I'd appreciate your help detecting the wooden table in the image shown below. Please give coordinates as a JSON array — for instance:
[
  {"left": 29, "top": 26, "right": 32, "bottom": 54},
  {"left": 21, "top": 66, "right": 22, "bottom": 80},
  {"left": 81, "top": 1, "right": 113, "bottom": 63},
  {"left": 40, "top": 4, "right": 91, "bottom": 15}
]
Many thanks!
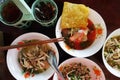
[{"left": 0, "top": 0, "right": 120, "bottom": 80}]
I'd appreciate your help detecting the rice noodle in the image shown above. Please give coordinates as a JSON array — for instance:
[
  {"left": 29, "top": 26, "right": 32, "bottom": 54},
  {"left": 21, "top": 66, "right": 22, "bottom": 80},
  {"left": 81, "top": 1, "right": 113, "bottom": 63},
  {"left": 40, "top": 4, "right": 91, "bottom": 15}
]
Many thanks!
[
  {"left": 104, "top": 35, "right": 120, "bottom": 71},
  {"left": 18, "top": 40, "right": 53, "bottom": 74}
]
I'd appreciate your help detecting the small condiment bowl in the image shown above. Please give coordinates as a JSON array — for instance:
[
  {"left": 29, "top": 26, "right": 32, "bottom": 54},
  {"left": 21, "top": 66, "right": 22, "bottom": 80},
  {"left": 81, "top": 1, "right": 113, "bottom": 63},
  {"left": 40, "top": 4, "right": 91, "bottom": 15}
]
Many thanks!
[{"left": 31, "top": 0, "right": 58, "bottom": 27}]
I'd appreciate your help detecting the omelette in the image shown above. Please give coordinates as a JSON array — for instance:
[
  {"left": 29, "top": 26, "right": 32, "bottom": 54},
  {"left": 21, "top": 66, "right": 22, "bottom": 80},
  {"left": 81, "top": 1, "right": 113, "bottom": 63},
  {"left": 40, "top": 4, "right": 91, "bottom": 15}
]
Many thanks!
[{"left": 61, "top": 2, "right": 89, "bottom": 29}]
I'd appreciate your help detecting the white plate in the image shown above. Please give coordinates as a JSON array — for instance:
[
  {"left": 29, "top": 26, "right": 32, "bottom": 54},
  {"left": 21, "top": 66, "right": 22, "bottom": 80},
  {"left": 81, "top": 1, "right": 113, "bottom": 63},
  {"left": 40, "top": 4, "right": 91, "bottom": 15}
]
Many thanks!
[
  {"left": 53, "top": 58, "right": 105, "bottom": 80},
  {"left": 56, "top": 8, "right": 107, "bottom": 57},
  {"left": 102, "top": 28, "right": 120, "bottom": 78},
  {"left": 7, "top": 32, "right": 59, "bottom": 80}
]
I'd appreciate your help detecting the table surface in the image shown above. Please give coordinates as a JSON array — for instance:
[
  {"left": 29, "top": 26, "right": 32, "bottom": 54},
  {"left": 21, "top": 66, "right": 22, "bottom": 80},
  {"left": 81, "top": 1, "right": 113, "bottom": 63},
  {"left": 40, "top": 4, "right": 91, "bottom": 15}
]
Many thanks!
[{"left": 0, "top": 0, "right": 120, "bottom": 80}]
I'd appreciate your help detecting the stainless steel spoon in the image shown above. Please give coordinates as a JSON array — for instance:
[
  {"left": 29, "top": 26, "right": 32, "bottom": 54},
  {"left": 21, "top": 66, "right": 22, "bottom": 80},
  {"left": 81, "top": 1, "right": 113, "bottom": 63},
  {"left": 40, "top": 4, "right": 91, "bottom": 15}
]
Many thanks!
[{"left": 48, "top": 51, "right": 65, "bottom": 80}]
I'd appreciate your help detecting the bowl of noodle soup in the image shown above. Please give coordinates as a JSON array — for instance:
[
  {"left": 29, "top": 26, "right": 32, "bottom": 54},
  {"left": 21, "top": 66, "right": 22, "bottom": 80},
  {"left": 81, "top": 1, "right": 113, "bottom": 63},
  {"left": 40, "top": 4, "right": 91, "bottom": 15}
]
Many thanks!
[
  {"left": 102, "top": 28, "right": 120, "bottom": 78},
  {"left": 7, "top": 32, "right": 59, "bottom": 80},
  {"left": 56, "top": 8, "right": 107, "bottom": 58}
]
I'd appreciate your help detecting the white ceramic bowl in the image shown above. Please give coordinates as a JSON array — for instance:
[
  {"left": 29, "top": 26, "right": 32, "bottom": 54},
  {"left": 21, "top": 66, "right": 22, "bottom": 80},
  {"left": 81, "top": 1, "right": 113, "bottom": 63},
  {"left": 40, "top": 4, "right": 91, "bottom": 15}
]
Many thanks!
[
  {"left": 7, "top": 32, "right": 59, "bottom": 80},
  {"left": 53, "top": 58, "right": 105, "bottom": 80},
  {"left": 56, "top": 8, "right": 107, "bottom": 57},
  {"left": 102, "top": 28, "right": 120, "bottom": 78}
]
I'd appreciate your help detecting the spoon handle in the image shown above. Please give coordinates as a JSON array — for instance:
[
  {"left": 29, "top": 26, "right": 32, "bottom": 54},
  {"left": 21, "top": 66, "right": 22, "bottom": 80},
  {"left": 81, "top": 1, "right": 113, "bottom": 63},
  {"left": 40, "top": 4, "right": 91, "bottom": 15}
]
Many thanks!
[
  {"left": 48, "top": 51, "right": 65, "bottom": 80},
  {"left": 52, "top": 58, "right": 65, "bottom": 80}
]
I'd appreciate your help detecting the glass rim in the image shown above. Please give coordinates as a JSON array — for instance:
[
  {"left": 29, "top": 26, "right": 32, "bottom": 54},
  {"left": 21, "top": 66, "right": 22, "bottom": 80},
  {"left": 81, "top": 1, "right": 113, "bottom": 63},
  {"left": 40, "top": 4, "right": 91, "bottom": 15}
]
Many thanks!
[
  {"left": 0, "top": 1, "right": 23, "bottom": 24},
  {"left": 31, "top": 0, "right": 58, "bottom": 23}
]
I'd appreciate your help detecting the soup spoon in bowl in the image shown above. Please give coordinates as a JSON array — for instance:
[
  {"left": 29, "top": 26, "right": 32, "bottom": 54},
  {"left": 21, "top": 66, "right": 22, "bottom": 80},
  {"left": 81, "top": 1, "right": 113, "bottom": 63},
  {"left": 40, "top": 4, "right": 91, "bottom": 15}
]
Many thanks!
[{"left": 48, "top": 51, "right": 65, "bottom": 80}]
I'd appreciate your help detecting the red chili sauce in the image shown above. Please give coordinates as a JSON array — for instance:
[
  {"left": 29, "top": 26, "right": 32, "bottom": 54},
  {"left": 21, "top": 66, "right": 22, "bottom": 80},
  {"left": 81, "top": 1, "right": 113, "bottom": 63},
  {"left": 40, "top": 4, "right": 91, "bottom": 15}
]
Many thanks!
[{"left": 61, "top": 19, "right": 96, "bottom": 50}]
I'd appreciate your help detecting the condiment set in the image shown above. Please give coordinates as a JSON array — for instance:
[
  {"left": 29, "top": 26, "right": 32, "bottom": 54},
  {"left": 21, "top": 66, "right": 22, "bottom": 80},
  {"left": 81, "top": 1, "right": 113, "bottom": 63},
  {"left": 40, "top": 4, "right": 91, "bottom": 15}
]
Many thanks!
[{"left": 0, "top": 0, "right": 58, "bottom": 28}]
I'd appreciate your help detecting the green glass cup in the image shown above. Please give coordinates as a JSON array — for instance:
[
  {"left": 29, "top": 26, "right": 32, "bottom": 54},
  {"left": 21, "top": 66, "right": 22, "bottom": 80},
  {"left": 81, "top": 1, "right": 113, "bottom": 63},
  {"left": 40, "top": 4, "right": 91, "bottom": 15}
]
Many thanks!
[
  {"left": 31, "top": 0, "right": 58, "bottom": 27},
  {"left": 0, "top": 0, "right": 33, "bottom": 29}
]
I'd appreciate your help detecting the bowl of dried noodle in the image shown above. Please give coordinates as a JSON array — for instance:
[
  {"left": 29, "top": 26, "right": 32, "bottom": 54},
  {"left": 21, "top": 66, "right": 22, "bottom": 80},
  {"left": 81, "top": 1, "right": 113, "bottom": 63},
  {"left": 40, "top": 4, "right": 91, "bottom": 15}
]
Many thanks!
[{"left": 7, "top": 32, "right": 59, "bottom": 80}]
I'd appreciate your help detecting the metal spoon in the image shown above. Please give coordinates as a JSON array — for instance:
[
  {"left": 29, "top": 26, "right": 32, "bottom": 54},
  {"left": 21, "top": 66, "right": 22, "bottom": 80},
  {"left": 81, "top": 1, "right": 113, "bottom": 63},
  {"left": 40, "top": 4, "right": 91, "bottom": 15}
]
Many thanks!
[
  {"left": 48, "top": 51, "right": 65, "bottom": 80},
  {"left": 35, "top": 7, "right": 46, "bottom": 19}
]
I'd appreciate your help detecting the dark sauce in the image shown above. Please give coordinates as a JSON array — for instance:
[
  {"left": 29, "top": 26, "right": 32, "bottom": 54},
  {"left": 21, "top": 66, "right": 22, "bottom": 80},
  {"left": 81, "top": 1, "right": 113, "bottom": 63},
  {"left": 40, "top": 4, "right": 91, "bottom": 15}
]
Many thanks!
[
  {"left": 35, "top": 2, "right": 55, "bottom": 21},
  {"left": 1, "top": 1, "right": 23, "bottom": 23}
]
